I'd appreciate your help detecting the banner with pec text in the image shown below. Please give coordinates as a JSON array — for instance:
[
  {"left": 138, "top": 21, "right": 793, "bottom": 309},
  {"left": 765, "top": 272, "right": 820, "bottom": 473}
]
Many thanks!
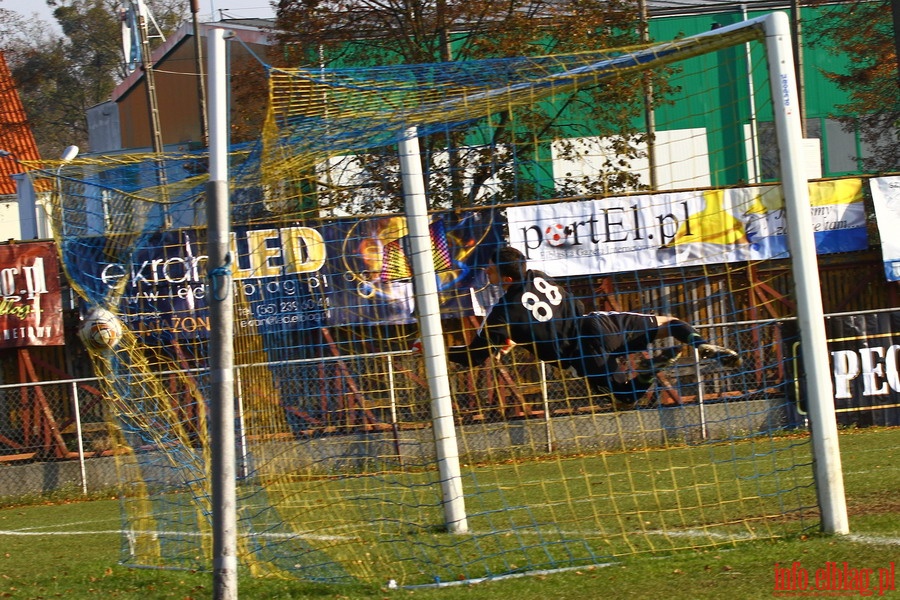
[
  {"left": 827, "top": 311, "right": 900, "bottom": 426},
  {"left": 869, "top": 175, "right": 900, "bottom": 281},
  {"left": 507, "top": 180, "right": 866, "bottom": 277}
]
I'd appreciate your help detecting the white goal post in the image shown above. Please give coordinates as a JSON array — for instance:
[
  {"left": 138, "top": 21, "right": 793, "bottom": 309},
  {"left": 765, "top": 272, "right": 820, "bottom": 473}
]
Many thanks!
[
  {"left": 200, "top": 10, "right": 849, "bottom": 592},
  {"left": 392, "top": 11, "right": 848, "bottom": 536}
]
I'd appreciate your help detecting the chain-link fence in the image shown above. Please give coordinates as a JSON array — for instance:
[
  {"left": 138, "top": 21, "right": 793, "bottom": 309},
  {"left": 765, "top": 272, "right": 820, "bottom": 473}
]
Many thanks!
[
  {"left": 1, "top": 318, "right": 798, "bottom": 502},
  {"left": 0, "top": 375, "right": 119, "bottom": 499}
]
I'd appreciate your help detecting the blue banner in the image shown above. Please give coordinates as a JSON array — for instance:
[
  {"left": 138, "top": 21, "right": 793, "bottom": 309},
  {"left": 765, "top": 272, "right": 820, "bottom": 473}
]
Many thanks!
[{"left": 70, "top": 211, "right": 502, "bottom": 344}]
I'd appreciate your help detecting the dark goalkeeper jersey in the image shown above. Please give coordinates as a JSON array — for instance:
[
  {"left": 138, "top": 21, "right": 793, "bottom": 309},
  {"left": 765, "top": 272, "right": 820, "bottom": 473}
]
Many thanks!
[{"left": 448, "top": 269, "right": 585, "bottom": 367}]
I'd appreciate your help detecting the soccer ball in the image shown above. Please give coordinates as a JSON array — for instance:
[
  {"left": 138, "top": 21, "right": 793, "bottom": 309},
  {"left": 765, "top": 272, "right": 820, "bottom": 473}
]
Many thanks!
[
  {"left": 544, "top": 223, "right": 571, "bottom": 247},
  {"left": 78, "top": 307, "right": 123, "bottom": 350}
]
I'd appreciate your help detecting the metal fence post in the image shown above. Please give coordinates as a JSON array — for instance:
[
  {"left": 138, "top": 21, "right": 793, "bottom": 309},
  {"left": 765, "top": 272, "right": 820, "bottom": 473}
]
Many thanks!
[{"left": 70, "top": 380, "right": 88, "bottom": 495}]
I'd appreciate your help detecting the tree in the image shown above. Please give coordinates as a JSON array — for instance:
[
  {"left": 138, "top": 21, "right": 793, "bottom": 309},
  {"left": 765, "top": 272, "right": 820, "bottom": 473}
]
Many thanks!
[
  {"left": 270, "top": 0, "right": 669, "bottom": 211},
  {"left": 0, "top": 5, "right": 26, "bottom": 49},
  {"left": 807, "top": 0, "right": 900, "bottom": 173},
  {"left": 0, "top": 0, "right": 187, "bottom": 159}
]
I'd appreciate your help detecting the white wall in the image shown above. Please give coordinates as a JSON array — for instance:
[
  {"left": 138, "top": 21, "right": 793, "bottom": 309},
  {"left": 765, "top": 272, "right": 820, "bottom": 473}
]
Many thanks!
[
  {"left": 551, "top": 129, "right": 712, "bottom": 193},
  {"left": 0, "top": 197, "right": 20, "bottom": 240},
  {"left": 86, "top": 100, "right": 122, "bottom": 153}
]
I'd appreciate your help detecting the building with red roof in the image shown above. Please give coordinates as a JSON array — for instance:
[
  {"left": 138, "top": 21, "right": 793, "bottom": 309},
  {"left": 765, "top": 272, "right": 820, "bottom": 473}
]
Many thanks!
[{"left": 0, "top": 50, "right": 42, "bottom": 239}]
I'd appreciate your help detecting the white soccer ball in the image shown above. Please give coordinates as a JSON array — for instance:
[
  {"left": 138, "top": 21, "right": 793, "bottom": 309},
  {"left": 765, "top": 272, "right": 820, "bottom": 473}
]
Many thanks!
[
  {"left": 545, "top": 223, "right": 571, "bottom": 247},
  {"left": 78, "top": 307, "right": 123, "bottom": 350}
]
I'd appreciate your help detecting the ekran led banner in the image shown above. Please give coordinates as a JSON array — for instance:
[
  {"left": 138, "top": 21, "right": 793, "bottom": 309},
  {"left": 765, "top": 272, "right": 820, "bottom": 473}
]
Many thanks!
[
  {"left": 507, "top": 180, "right": 866, "bottom": 277},
  {"left": 0, "top": 241, "right": 64, "bottom": 348},
  {"left": 74, "top": 211, "right": 502, "bottom": 343}
]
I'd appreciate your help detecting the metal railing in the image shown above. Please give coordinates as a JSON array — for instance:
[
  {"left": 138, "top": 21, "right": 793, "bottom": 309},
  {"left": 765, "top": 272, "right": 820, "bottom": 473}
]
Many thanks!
[{"left": 1, "top": 318, "right": 795, "bottom": 499}]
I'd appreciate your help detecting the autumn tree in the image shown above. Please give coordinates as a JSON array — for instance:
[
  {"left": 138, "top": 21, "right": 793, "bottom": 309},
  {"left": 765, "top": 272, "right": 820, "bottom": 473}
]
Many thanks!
[
  {"left": 0, "top": 5, "right": 26, "bottom": 48},
  {"left": 807, "top": 0, "right": 900, "bottom": 172},
  {"left": 271, "top": 0, "right": 666, "bottom": 211}
]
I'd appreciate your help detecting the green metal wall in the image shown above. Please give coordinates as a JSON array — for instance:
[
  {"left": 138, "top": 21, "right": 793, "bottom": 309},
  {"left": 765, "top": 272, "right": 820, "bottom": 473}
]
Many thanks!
[{"left": 650, "top": 6, "right": 863, "bottom": 181}]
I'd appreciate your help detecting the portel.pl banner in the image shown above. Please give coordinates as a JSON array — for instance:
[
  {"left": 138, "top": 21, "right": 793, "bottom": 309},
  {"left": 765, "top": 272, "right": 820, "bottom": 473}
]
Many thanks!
[
  {"left": 507, "top": 180, "right": 866, "bottom": 276},
  {"left": 505, "top": 178, "right": 899, "bottom": 425}
]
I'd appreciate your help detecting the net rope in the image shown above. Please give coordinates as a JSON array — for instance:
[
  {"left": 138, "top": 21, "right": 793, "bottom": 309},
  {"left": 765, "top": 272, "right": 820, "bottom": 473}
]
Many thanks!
[{"left": 23, "top": 18, "right": 826, "bottom": 585}]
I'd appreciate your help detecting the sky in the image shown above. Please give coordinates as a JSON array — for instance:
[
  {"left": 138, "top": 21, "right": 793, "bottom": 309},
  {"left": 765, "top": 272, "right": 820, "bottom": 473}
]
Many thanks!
[{"left": 0, "top": 0, "right": 277, "bottom": 28}]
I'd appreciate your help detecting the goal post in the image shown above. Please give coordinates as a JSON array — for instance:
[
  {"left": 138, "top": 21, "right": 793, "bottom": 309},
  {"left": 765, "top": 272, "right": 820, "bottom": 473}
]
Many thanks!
[
  {"left": 399, "top": 128, "right": 468, "bottom": 534},
  {"left": 761, "top": 12, "right": 848, "bottom": 535},
  {"left": 207, "top": 27, "right": 239, "bottom": 600},
  {"left": 44, "top": 9, "right": 853, "bottom": 588},
  {"left": 391, "top": 11, "right": 847, "bottom": 536}
]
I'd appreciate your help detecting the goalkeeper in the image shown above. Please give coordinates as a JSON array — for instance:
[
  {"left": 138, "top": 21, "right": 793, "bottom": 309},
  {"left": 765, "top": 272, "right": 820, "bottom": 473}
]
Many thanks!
[{"left": 435, "top": 246, "right": 741, "bottom": 406}]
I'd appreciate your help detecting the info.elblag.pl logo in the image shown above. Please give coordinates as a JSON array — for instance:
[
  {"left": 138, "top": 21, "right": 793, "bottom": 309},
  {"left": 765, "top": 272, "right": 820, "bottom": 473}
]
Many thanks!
[{"left": 773, "top": 561, "right": 896, "bottom": 597}]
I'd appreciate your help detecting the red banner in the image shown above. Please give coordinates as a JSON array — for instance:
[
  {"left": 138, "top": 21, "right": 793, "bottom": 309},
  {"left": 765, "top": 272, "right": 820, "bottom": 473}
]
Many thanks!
[{"left": 0, "top": 242, "right": 64, "bottom": 347}]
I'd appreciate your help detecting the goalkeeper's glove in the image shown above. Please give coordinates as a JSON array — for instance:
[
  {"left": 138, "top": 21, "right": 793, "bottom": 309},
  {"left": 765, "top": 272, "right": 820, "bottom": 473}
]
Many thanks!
[
  {"left": 495, "top": 338, "right": 516, "bottom": 359},
  {"left": 410, "top": 338, "right": 423, "bottom": 354}
]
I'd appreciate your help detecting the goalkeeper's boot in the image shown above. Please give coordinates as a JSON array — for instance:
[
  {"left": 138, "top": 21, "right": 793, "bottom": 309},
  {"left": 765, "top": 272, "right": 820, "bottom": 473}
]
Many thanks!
[{"left": 697, "top": 343, "right": 742, "bottom": 367}]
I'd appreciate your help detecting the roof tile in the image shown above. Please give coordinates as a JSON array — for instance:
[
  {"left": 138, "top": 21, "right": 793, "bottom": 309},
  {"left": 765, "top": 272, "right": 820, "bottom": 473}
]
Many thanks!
[{"left": 0, "top": 51, "right": 41, "bottom": 196}]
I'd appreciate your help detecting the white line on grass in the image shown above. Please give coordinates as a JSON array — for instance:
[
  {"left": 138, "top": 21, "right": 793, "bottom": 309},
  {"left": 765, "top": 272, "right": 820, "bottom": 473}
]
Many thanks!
[
  {"left": 0, "top": 528, "right": 354, "bottom": 541},
  {"left": 401, "top": 561, "right": 620, "bottom": 589},
  {"left": 845, "top": 534, "right": 900, "bottom": 546},
  {"left": 451, "top": 528, "right": 763, "bottom": 541},
  {"left": 0, "top": 524, "right": 736, "bottom": 542},
  {"left": 7, "top": 519, "right": 119, "bottom": 532},
  {"left": 13, "top": 522, "right": 890, "bottom": 546},
  {"left": 0, "top": 529, "right": 124, "bottom": 537}
]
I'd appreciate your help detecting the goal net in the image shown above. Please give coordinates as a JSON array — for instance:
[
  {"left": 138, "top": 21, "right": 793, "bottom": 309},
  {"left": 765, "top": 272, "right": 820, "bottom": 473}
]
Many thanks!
[{"left": 30, "top": 12, "right": 849, "bottom": 585}]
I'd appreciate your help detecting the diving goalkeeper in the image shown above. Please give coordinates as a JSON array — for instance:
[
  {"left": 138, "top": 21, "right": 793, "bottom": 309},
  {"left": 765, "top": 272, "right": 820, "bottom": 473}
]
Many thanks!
[{"left": 435, "top": 246, "right": 741, "bottom": 405}]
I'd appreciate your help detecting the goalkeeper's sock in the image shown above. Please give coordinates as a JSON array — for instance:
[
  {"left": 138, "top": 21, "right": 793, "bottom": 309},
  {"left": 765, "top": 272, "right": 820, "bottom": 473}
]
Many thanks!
[{"left": 668, "top": 320, "right": 708, "bottom": 347}]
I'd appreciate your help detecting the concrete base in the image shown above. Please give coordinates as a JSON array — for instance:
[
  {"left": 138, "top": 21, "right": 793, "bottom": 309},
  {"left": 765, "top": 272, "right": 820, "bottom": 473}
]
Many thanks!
[
  {"left": 251, "top": 397, "right": 790, "bottom": 477},
  {"left": 1, "top": 398, "right": 790, "bottom": 498}
]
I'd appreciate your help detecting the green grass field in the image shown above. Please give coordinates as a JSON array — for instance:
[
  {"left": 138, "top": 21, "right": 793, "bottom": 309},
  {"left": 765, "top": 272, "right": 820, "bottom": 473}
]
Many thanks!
[{"left": 1, "top": 427, "right": 898, "bottom": 599}]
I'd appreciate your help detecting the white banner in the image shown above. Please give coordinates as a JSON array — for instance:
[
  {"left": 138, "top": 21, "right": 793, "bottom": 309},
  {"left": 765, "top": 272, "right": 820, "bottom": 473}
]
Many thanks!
[
  {"left": 507, "top": 180, "right": 865, "bottom": 277},
  {"left": 870, "top": 176, "right": 900, "bottom": 281}
]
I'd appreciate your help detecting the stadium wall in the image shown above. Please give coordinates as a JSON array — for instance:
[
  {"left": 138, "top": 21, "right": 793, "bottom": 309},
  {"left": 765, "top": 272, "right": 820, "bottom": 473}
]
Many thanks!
[
  {"left": 0, "top": 397, "right": 785, "bottom": 498},
  {"left": 256, "top": 398, "right": 788, "bottom": 473}
]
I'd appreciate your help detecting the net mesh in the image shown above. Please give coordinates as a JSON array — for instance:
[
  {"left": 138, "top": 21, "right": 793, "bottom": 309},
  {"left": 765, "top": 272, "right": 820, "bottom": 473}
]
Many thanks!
[{"left": 23, "top": 17, "right": 832, "bottom": 585}]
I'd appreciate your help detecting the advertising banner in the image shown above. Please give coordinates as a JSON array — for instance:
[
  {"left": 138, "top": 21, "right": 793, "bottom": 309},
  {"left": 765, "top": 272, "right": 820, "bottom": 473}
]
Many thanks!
[
  {"left": 74, "top": 211, "right": 502, "bottom": 343},
  {"left": 827, "top": 311, "right": 900, "bottom": 426},
  {"left": 869, "top": 175, "right": 900, "bottom": 281},
  {"left": 0, "top": 241, "right": 64, "bottom": 348},
  {"left": 88, "top": 227, "right": 328, "bottom": 344},
  {"left": 507, "top": 180, "right": 866, "bottom": 277},
  {"left": 320, "top": 212, "right": 501, "bottom": 326}
]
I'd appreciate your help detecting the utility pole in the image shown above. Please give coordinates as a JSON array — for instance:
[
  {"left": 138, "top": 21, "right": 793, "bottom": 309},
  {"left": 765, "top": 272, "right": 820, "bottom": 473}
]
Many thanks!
[
  {"left": 135, "top": 0, "right": 165, "bottom": 155},
  {"left": 132, "top": 0, "right": 170, "bottom": 224},
  {"left": 893, "top": 0, "right": 900, "bottom": 88},
  {"left": 790, "top": 0, "right": 807, "bottom": 136},
  {"left": 437, "top": 0, "right": 465, "bottom": 206},
  {"left": 190, "top": 0, "right": 209, "bottom": 147},
  {"left": 638, "top": 0, "right": 658, "bottom": 189}
]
